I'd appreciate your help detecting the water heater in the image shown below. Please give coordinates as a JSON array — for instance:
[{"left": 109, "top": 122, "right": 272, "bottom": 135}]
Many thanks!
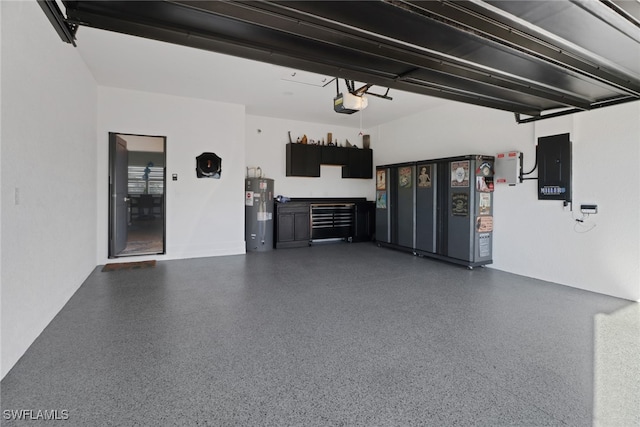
[{"left": 245, "top": 178, "right": 274, "bottom": 252}]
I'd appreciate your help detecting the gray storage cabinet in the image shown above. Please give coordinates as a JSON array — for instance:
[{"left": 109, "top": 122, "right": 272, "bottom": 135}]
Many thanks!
[{"left": 376, "top": 155, "right": 495, "bottom": 268}]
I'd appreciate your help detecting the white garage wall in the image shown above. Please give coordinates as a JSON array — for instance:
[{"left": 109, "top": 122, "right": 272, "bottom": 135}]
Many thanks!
[
  {"left": 97, "top": 87, "right": 246, "bottom": 263},
  {"left": 375, "top": 101, "right": 640, "bottom": 301},
  {"left": 1, "top": 1, "right": 98, "bottom": 378},
  {"left": 569, "top": 104, "right": 640, "bottom": 300},
  {"left": 245, "top": 115, "right": 374, "bottom": 200}
]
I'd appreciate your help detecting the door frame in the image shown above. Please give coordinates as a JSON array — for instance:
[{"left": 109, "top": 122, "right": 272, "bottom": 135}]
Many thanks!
[{"left": 108, "top": 132, "right": 167, "bottom": 258}]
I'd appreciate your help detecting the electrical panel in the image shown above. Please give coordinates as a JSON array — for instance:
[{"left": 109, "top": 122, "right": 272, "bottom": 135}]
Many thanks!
[
  {"left": 495, "top": 151, "right": 522, "bottom": 185},
  {"left": 537, "top": 133, "right": 571, "bottom": 202}
]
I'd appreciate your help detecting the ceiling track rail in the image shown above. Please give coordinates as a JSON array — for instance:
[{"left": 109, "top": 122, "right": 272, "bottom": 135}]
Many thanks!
[
  {"left": 588, "top": 0, "right": 640, "bottom": 36},
  {"left": 37, "top": 0, "right": 77, "bottom": 46},
  {"left": 514, "top": 96, "right": 638, "bottom": 124},
  {"left": 394, "top": 0, "right": 640, "bottom": 98},
  {"left": 392, "top": 74, "right": 544, "bottom": 116}
]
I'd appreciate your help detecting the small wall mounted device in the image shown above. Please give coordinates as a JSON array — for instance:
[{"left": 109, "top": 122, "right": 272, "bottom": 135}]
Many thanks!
[
  {"left": 580, "top": 204, "right": 598, "bottom": 214},
  {"left": 196, "top": 152, "right": 222, "bottom": 179}
]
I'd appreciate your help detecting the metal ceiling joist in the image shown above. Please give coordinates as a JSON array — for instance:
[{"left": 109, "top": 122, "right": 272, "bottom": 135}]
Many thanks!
[
  {"left": 61, "top": 1, "right": 546, "bottom": 115},
  {"left": 579, "top": 0, "right": 640, "bottom": 39},
  {"left": 397, "top": 0, "right": 640, "bottom": 97},
  {"left": 37, "top": 0, "right": 77, "bottom": 46},
  {"left": 514, "top": 94, "right": 635, "bottom": 124},
  {"left": 176, "top": 0, "right": 594, "bottom": 110},
  {"left": 60, "top": 0, "right": 640, "bottom": 121},
  {"left": 232, "top": 0, "right": 639, "bottom": 109}
]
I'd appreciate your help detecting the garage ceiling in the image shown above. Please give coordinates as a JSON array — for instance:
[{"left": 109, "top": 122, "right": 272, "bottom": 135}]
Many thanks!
[{"left": 53, "top": 1, "right": 640, "bottom": 122}]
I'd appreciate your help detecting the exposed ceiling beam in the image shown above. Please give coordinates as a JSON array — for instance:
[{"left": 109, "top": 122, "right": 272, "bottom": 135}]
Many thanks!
[
  {"left": 175, "top": 0, "right": 593, "bottom": 110},
  {"left": 60, "top": 0, "right": 640, "bottom": 120},
  {"left": 37, "top": 0, "right": 77, "bottom": 46},
  {"left": 394, "top": 0, "right": 640, "bottom": 97}
]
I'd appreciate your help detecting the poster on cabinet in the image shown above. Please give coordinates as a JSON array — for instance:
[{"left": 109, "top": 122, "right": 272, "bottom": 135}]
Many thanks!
[
  {"left": 399, "top": 167, "right": 412, "bottom": 188},
  {"left": 451, "top": 161, "right": 470, "bottom": 187},
  {"left": 451, "top": 193, "right": 469, "bottom": 216},
  {"left": 418, "top": 165, "right": 432, "bottom": 188},
  {"left": 376, "top": 170, "right": 386, "bottom": 190},
  {"left": 479, "top": 193, "right": 491, "bottom": 215},
  {"left": 476, "top": 216, "right": 494, "bottom": 232}
]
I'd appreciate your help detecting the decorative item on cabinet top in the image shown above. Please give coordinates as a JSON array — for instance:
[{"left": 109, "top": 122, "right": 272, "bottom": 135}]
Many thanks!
[{"left": 287, "top": 131, "right": 369, "bottom": 149}]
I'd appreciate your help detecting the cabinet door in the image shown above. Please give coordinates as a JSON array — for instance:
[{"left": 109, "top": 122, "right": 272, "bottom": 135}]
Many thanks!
[
  {"left": 391, "top": 165, "right": 415, "bottom": 249},
  {"left": 353, "top": 201, "right": 374, "bottom": 241},
  {"left": 277, "top": 213, "right": 295, "bottom": 242},
  {"left": 415, "top": 163, "right": 437, "bottom": 253},
  {"left": 294, "top": 212, "right": 310, "bottom": 241},
  {"left": 321, "top": 146, "right": 348, "bottom": 165},
  {"left": 343, "top": 149, "right": 372, "bottom": 178},
  {"left": 359, "top": 149, "right": 373, "bottom": 178},
  {"left": 376, "top": 167, "right": 390, "bottom": 243},
  {"left": 286, "top": 144, "right": 321, "bottom": 177}
]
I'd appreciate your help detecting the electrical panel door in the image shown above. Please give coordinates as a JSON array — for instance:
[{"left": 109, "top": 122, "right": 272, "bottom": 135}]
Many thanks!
[{"left": 537, "top": 133, "right": 571, "bottom": 202}]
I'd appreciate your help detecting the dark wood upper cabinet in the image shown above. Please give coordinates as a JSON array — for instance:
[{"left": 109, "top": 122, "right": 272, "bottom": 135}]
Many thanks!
[
  {"left": 342, "top": 148, "right": 373, "bottom": 179},
  {"left": 286, "top": 144, "right": 321, "bottom": 177},
  {"left": 285, "top": 143, "right": 372, "bottom": 179},
  {"left": 321, "top": 145, "right": 349, "bottom": 165}
]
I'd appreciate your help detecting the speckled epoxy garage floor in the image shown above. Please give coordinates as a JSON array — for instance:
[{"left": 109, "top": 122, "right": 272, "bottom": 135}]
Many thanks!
[{"left": 1, "top": 243, "right": 635, "bottom": 426}]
